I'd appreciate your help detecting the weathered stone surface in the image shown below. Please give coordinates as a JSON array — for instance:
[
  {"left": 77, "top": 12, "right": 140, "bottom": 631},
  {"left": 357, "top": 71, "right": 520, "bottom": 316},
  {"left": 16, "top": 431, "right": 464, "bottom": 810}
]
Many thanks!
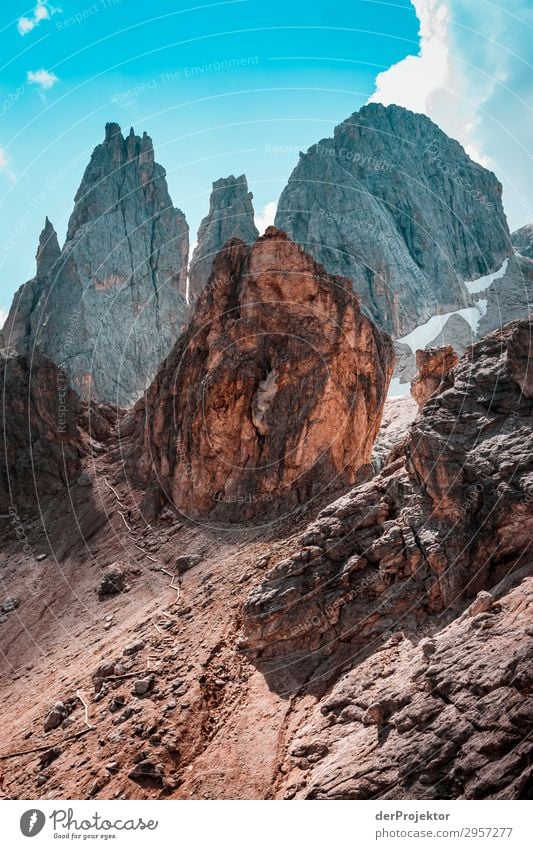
[
  {"left": 371, "top": 395, "right": 417, "bottom": 471},
  {"left": 241, "top": 318, "right": 533, "bottom": 688},
  {"left": 278, "top": 578, "right": 533, "bottom": 799},
  {"left": 0, "top": 218, "right": 60, "bottom": 352},
  {"left": 426, "top": 312, "right": 475, "bottom": 355},
  {"left": 275, "top": 103, "right": 510, "bottom": 336},
  {"left": 478, "top": 254, "right": 533, "bottom": 338},
  {"left": 411, "top": 345, "right": 458, "bottom": 408},
  {"left": 0, "top": 351, "right": 82, "bottom": 511},
  {"left": 4, "top": 124, "right": 189, "bottom": 407},
  {"left": 188, "top": 174, "right": 258, "bottom": 301},
  {"left": 512, "top": 223, "right": 533, "bottom": 259},
  {"left": 131, "top": 228, "right": 394, "bottom": 523}
]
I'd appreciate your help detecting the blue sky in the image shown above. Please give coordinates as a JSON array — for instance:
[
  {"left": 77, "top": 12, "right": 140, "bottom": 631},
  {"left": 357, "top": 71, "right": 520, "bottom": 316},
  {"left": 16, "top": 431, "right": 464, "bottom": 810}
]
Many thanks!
[{"left": 0, "top": 0, "right": 532, "bottom": 319}]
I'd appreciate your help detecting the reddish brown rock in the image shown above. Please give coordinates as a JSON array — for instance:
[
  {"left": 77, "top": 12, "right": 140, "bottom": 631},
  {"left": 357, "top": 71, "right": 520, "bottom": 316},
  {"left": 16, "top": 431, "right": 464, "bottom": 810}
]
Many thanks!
[
  {"left": 241, "top": 318, "right": 533, "bottom": 688},
  {"left": 0, "top": 351, "right": 82, "bottom": 511},
  {"left": 278, "top": 577, "right": 533, "bottom": 799},
  {"left": 131, "top": 227, "right": 394, "bottom": 523},
  {"left": 411, "top": 345, "right": 458, "bottom": 408}
]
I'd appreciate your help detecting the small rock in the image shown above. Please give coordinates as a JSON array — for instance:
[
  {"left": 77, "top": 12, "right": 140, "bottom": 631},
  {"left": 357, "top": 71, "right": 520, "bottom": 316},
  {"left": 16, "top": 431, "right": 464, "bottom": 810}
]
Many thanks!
[
  {"left": 123, "top": 640, "right": 145, "bottom": 656},
  {"left": 44, "top": 705, "right": 66, "bottom": 732},
  {"left": 362, "top": 703, "right": 386, "bottom": 726},
  {"left": 175, "top": 554, "right": 202, "bottom": 574},
  {"left": 39, "top": 747, "right": 62, "bottom": 768},
  {"left": 128, "top": 759, "right": 164, "bottom": 785},
  {"left": 97, "top": 567, "right": 127, "bottom": 597},
  {"left": 105, "top": 761, "right": 120, "bottom": 773},
  {"left": 467, "top": 591, "right": 495, "bottom": 617},
  {"left": 108, "top": 694, "right": 126, "bottom": 713},
  {"left": 2, "top": 596, "right": 19, "bottom": 612},
  {"left": 36, "top": 553, "right": 48, "bottom": 561},
  {"left": 134, "top": 675, "right": 154, "bottom": 696}
]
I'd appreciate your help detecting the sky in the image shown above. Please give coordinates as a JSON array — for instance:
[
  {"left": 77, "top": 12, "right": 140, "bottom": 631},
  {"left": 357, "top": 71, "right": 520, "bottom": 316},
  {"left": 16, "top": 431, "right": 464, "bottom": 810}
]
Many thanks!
[{"left": 0, "top": 0, "right": 532, "bottom": 321}]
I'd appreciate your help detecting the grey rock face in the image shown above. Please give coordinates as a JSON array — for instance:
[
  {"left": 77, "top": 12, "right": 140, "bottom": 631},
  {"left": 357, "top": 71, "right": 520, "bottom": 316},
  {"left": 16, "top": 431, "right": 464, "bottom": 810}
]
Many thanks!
[
  {"left": 478, "top": 254, "right": 533, "bottom": 337},
  {"left": 0, "top": 218, "right": 60, "bottom": 351},
  {"left": 511, "top": 223, "right": 533, "bottom": 258},
  {"left": 188, "top": 174, "right": 258, "bottom": 301},
  {"left": 426, "top": 312, "right": 475, "bottom": 355},
  {"left": 5, "top": 124, "right": 189, "bottom": 407},
  {"left": 275, "top": 103, "right": 510, "bottom": 336}
]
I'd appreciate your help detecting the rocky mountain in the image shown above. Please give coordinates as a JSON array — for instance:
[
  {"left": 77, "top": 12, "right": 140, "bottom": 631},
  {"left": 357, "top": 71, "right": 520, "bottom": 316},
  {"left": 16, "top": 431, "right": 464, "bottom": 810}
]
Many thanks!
[
  {"left": 512, "top": 223, "right": 533, "bottom": 258},
  {"left": 0, "top": 218, "right": 60, "bottom": 352},
  {"left": 478, "top": 254, "right": 533, "bottom": 337},
  {"left": 1, "top": 124, "right": 189, "bottom": 407},
  {"left": 188, "top": 174, "right": 258, "bottom": 302},
  {"left": 129, "top": 227, "right": 394, "bottom": 524},
  {"left": 275, "top": 103, "right": 511, "bottom": 336}
]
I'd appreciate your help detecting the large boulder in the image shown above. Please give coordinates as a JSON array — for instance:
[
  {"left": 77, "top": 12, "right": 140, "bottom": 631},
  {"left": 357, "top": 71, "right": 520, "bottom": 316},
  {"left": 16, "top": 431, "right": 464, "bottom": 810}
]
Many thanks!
[{"left": 131, "top": 227, "right": 394, "bottom": 524}]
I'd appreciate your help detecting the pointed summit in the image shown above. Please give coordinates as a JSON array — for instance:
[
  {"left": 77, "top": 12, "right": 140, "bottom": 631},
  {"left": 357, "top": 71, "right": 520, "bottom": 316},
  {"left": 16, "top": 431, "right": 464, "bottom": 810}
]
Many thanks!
[
  {"left": 35, "top": 217, "right": 60, "bottom": 279},
  {"left": 0, "top": 219, "right": 58, "bottom": 350},
  {"left": 1, "top": 124, "right": 189, "bottom": 406},
  {"left": 188, "top": 173, "right": 258, "bottom": 301}
]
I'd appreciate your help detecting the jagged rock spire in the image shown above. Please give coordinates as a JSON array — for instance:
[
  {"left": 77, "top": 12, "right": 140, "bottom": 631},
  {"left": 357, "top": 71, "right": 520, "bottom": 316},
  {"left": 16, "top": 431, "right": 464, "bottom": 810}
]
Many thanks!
[{"left": 188, "top": 174, "right": 258, "bottom": 301}]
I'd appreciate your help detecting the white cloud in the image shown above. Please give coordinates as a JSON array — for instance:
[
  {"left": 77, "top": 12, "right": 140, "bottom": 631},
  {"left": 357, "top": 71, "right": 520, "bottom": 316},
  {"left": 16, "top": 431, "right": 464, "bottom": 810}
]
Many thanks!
[
  {"left": 255, "top": 201, "right": 277, "bottom": 234},
  {"left": 0, "top": 147, "right": 16, "bottom": 183},
  {"left": 368, "top": 1, "right": 533, "bottom": 227},
  {"left": 369, "top": 0, "right": 451, "bottom": 114},
  {"left": 17, "top": 1, "right": 60, "bottom": 35},
  {"left": 0, "top": 307, "right": 8, "bottom": 331},
  {"left": 27, "top": 69, "right": 59, "bottom": 91}
]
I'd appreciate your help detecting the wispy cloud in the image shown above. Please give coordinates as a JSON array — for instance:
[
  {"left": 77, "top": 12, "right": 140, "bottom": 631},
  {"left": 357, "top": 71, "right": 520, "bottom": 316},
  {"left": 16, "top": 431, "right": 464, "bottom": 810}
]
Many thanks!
[
  {"left": 0, "top": 147, "right": 16, "bottom": 183},
  {"left": 255, "top": 200, "right": 277, "bottom": 234},
  {"left": 17, "top": 1, "right": 61, "bottom": 36},
  {"left": 27, "top": 68, "right": 59, "bottom": 92}
]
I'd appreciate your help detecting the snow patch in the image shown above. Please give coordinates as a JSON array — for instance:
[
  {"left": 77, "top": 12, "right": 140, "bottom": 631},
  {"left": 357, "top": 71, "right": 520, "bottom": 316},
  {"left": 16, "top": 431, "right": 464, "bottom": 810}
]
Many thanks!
[{"left": 464, "top": 257, "right": 509, "bottom": 295}]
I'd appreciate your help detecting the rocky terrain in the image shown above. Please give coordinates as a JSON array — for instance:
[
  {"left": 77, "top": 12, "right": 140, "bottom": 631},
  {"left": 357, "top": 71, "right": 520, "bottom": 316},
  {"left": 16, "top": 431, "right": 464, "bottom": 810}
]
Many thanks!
[
  {"left": 0, "top": 114, "right": 532, "bottom": 804},
  {"left": 126, "top": 228, "right": 394, "bottom": 524},
  {"left": 241, "top": 319, "right": 533, "bottom": 690},
  {"left": 512, "top": 224, "right": 533, "bottom": 259},
  {"left": 188, "top": 175, "right": 258, "bottom": 302},
  {"left": 0, "top": 285, "right": 530, "bottom": 799},
  {"left": 1, "top": 124, "right": 189, "bottom": 407},
  {"left": 276, "top": 103, "right": 510, "bottom": 336}
]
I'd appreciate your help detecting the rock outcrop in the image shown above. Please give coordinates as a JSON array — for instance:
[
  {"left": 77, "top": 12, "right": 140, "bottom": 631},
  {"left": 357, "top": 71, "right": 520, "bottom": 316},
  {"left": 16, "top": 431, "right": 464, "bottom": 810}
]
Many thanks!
[
  {"left": 478, "top": 254, "right": 533, "bottom": 338},
  {"left": 425, "top": 312, "right": 475, "bottom": 355},
  {"left": 275, "top": 103, "right": 510, "bottom": 336},
  {"left": 278, "top": 577, "right": 533, "bottom": 799},
  {"left": 188, "top": 174, "right": 258, "bottom": 301},
  {"left": 0, "top": 218, "right": 60, "bottom": 352},
  {"left": 0, "top": 351, "right": 82, "bottom": 510},
  {"left": 241, "top": 318, "right": 533, "bottom": 689},
  {"left": 410, "top": 346, "right": 458, "bottom": 408},
  {"left": 2, "top": 124, "right": 189, "bottom": 407},
  {"left": 130, "top": 227, "right": 394, "bottom": 524},
  {"left": 512, "top": 223, "right": 533, "bottom": 259}
]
